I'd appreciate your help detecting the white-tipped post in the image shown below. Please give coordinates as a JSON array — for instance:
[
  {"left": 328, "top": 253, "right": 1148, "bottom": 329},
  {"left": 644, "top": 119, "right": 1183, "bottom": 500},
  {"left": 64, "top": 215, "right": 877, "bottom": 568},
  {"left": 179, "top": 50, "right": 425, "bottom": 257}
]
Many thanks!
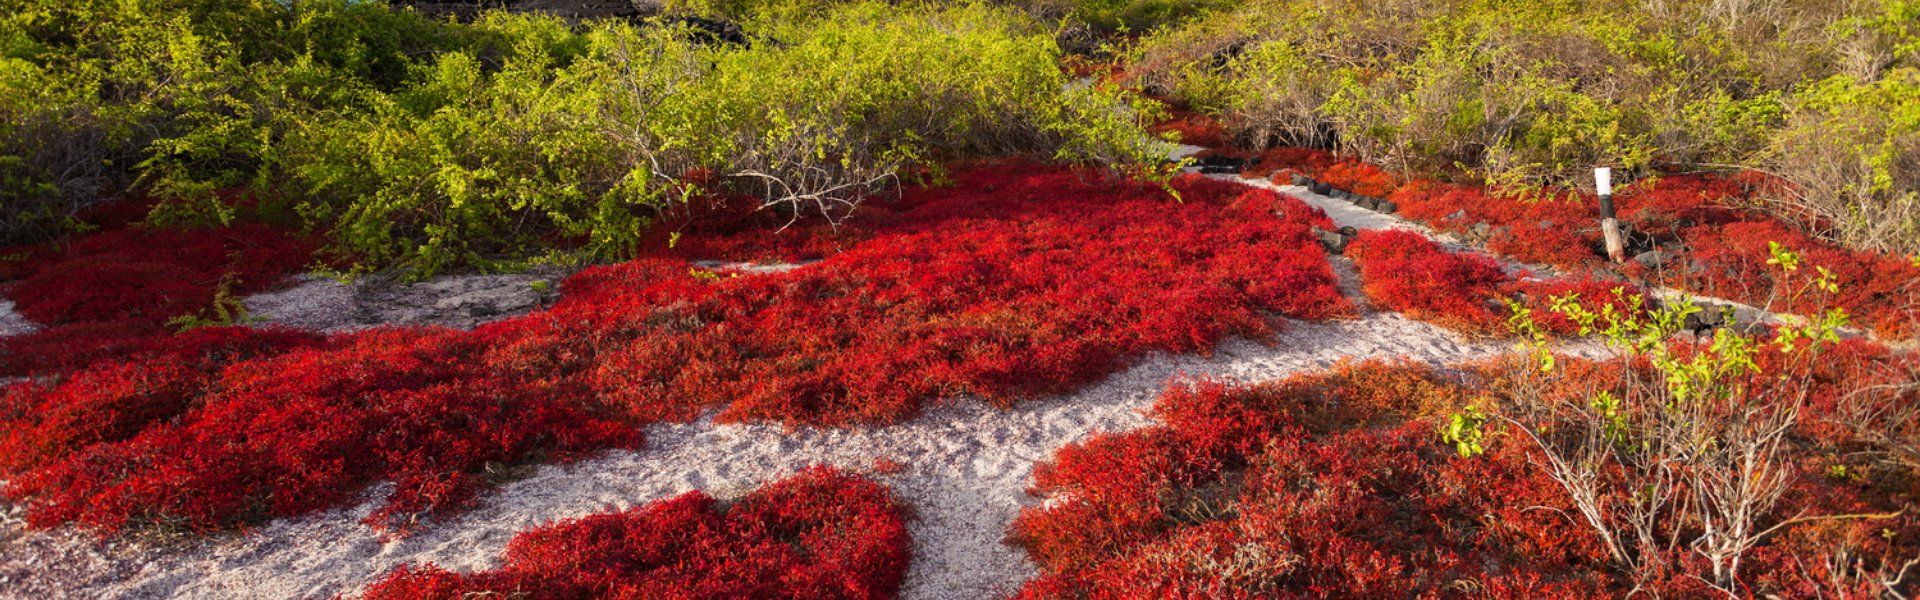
[{"left": 1597, "top": 167, "right": 1625, "bottom": 263}]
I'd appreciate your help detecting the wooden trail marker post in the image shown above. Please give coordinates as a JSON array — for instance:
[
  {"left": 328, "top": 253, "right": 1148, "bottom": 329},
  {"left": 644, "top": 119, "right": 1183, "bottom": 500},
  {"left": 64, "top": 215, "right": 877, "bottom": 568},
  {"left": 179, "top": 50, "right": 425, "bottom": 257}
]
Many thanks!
[{"left": 1597, "top": 167, "right": 1625, "bottom": 263}]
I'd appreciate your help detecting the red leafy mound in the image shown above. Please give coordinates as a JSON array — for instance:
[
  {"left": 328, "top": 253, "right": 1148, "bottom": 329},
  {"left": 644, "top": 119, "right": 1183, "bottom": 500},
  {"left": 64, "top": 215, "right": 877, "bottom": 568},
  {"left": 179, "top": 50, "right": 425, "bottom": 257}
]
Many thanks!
[
  {"left": 0, "top": 222, "right": 318, "bottom": 379},
  {"left": 1150, "top": 110, "right": 1230, "bottom": 148},
  {"left": 3, "top": 326, "right": 639, "bottom": 534},
  {"left": 358, "top": 466, "right": 911, "bottom": 600},
  {"left": 1345, "top": 229, "right": 1640, "bottom": 335},
  {"left": 1009, "top": 359, "right": 1920, "bottom": 598},
  {"left": 1008, "top": 365, "right": 1617, "bottom": 597},
  {"left": 6, "top": 224, "right": 314, "bottom": 326},
  {"left": 518, "top": 163, "right": 1352, "bottom": 426},
  {"left": 0, "top": 321, "right": 175, "bottom": 378},
  {"left": 1, "top": 162, "right": 1353, "bottom": 534},
  {"left": 0, "top": 326, "right": 324, "bottom": 476},
  {"left": 1250, "top": 149, "right": 1920, "bottom": 337}
]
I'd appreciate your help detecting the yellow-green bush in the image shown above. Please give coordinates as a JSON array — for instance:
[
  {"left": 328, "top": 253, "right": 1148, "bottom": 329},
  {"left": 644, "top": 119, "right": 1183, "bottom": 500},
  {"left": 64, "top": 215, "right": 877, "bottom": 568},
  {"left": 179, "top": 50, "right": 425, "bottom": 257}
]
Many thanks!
[
  {"left": 0, "top": 0, "right": 475, "bottom": 241},
  {"left": 2, "top": 0, "right": 1170, "bottom": 276},
  {"left": 1129, "top": 0, "right": 1920, "bottom": 252},
  {"left": 274, "top": 4, "right": 1168, "bottom": 276},
  {"left": 1767, "top": 68, "right": 1920, "bottom": 255}
]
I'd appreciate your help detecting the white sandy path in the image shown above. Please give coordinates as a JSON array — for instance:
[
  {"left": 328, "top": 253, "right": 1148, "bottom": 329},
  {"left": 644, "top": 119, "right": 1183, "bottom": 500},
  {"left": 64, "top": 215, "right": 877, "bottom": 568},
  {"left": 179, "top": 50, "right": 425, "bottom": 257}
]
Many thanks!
[
  {"left": 5, "top": 312, "right": 1590, "bottom": 600},
  {"left": 0, "top": 300, "right": 33, "bottom": 337}
]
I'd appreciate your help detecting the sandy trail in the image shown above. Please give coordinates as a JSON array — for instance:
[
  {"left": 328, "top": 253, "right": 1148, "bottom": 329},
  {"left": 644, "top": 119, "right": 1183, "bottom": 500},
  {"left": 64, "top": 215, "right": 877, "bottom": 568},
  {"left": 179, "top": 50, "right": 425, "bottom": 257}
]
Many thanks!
[{"left": 0, "top": 301, "right": 32, "bottom": 338}]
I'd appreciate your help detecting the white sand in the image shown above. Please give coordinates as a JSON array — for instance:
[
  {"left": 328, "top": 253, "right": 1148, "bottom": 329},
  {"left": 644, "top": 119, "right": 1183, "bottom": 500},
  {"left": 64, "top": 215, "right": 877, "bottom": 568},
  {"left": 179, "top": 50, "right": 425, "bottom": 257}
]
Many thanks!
[
  {"left": 2, "top": 311, "right": 1588, "bottom": 600},
  {"left": 0, "top": 300, "right": 33, "bottom": 337},
  {"left": 244, "top": 270, "right": 568, "bottom": 332}
]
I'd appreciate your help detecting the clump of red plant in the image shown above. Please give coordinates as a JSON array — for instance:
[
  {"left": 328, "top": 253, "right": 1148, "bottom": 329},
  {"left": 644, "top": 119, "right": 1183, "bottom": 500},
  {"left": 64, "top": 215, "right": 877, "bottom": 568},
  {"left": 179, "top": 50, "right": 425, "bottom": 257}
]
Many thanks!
[
  {"left": 1344, "top": 229, "right": 1641, "bottom": 335},
  {"left": 2, "top": 325, "right": 641, "bottom": 534},
  {"left": 0, "top": 326, "right": 325, "bottom": 476},
  {"left": 357, "top": 466, "right": 912, "bottom": 600},
  {"left": 1150, "top": 110, "right": 1230, "bottom": 148},
  {"left": 1, "top": 162, "right": 1354, "bottom": 535},
  {"left": 5, "top": 223, "right": 314, "bottom": 326},
  {"left": 1008, "top": 365, "right": 1619, "bottom": 597},
  {"left": 1010, "top": 356, "right": 1920, "bottom": 598},
  {"left": 0, "top": 220, "right": 318, "bottom": 379}
]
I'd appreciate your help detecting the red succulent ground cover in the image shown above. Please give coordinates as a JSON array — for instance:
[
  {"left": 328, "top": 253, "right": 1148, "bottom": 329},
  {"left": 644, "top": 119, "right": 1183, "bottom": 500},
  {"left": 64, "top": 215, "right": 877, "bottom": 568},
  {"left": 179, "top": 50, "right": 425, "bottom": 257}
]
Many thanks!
[
  {"left": 1246, "top": 149, "right": 1920, "bottom": 337},
  {"left": 357, "top": 466, "right": 912, "bottom": 600},
  {"left": 0, "top": 162, "right": 1354, "bottom": 535},
  {"left": 1149, "top": 107, "right": 1231, "bottom": 149},
  {"left": 6, "top": 223, "right": 315, "bottom": 326},
  {"left": 1009, "top": 359, "right": 1920, "bottom": 598},
  {"left": 0, "top": 219, "right": 319, "bottom": 379},
  {"left": 1, "top": 325, "right": 641, "bottom": 534},
  {"left": 1344, "top": 229, "right": 1642, "bottom": 335}
]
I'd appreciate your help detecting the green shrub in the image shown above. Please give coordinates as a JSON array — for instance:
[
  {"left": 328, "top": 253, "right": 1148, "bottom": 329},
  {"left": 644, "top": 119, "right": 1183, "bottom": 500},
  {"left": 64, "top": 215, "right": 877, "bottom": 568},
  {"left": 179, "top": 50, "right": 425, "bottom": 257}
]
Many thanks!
[
  {"left": 1041, "top": 0, "right": 1226, "bottom": 32},
  {"left": 1128, "top": 0, "right": 1919, "bottom": 252},
  {"left": 1767, "top": 68, "right": 1920, "bottom": 255},
  {"left": 2, "top": 0, "right": 1171, "bottom": 275},
  {"left": 0, "top": 0, "right": 477, "bottom": 241},
  {"left": 264, "top": 4, "right": 1168, "bottom": 276}
]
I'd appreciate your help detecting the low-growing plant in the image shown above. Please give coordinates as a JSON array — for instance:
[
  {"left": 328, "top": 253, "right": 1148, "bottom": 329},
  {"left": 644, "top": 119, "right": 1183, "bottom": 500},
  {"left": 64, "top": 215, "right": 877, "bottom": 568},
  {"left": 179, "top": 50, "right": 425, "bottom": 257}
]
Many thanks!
[
  {"left": 1258, "top": 148, "right": 1920, "bottom": 338},
  {"left": 1343, "top": 228, "right": 1643, "bottom": 336},
  {"left": 357, "top": 466, "right": 912, "bottom": 599},
  {"left": 1012, "top": 349, "right": 1920, "bottom": 597}
]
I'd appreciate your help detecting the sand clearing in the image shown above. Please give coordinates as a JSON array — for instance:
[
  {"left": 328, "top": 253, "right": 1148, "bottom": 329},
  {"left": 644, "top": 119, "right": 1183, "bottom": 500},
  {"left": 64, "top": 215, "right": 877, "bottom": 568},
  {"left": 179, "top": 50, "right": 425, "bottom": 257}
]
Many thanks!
[{"left": 0, "top": 301, "right": 32, "bottom": 338}]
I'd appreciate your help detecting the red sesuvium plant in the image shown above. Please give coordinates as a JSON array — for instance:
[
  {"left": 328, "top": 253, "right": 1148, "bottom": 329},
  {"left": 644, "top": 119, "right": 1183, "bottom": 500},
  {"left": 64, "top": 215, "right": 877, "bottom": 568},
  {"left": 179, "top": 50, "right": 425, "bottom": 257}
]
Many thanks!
[
  {"left": 5, "top": 223, "right": 315, "bottom": 326},
  {"left": 1149, "top": 110, "right": 1231, "bottom": 149},
  {"left": 1250, "top": 149, "right": 1920, "bottom": 338},
  {"left": 1344, "top": 229, "right": 1643, "bottom": 336},
  {"left": 356, "top": 466, "right": 913, "bottom": 600},
  {"left": 0, "top": 219, "right": 320, "bottom": 380},
  {"left": 1008, "top": 365, "right": 1621, "bottom": 597},
  {"left": 0, "top": 326, "right": 326, "bottom": 476},
  {"left": 0, "top": 162, "right": 1354, "bottom": 535},
  {"left": 1010, "top": 358, "right": 1920, "bottom": 598},
  {"left": 1, "top": 325, "right": 642, "bottom": 534}
]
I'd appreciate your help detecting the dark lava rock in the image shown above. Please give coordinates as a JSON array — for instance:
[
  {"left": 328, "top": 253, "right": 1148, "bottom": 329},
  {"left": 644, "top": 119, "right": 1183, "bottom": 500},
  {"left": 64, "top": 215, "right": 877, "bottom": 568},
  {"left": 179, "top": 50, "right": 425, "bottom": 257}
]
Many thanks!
[
  {"left": 1633, "top": 249, "right": 1678, "bottom": 269},
  {"left": 1192, "top": 155, "right": 1247, "bottom": 174},
  {"left": 1314, "top": 228, "right": 1350, "bottom": 254}
]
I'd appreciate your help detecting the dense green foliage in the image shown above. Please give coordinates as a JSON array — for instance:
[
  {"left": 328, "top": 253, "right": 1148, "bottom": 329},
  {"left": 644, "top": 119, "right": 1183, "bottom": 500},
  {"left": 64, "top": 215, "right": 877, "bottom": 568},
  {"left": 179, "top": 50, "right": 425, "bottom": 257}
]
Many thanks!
[
  {"left": 1131, "top": 0, "right": 1920, "bottom": 254},
  {"left": 1, "top": 0, "right": 1171, "bottom": 275},
  {"left": 670, "top": 0, "right": 1225, "bottom": 35}
]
